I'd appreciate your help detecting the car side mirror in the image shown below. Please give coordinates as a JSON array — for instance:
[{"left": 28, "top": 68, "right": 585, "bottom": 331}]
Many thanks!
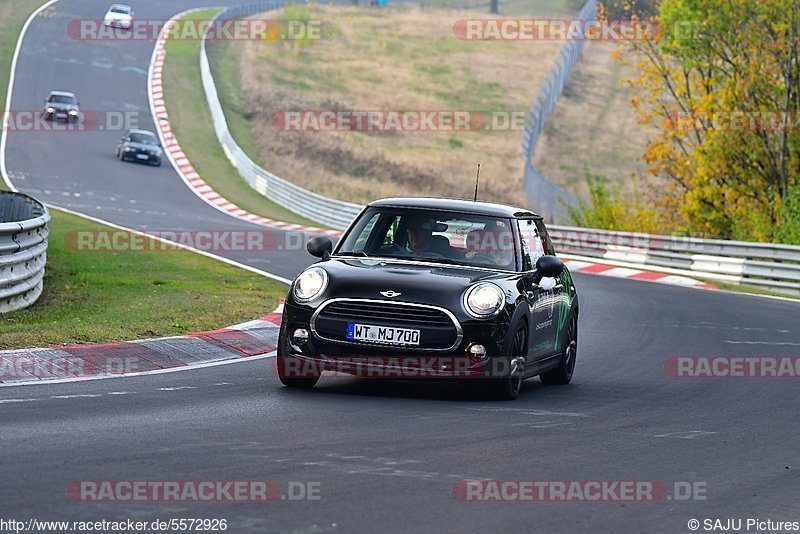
[
  {"left": 531, "top": 255, "right": 564, "bottom": 285},
  {"left": 307, "top": 236, "right": 333, "bottom": 259}
]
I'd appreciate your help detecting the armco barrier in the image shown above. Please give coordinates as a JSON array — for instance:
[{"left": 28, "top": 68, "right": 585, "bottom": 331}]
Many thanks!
[
  {"left": 549, "top": 225, "right": 800, "bottom": 295},
  {"left": 0, "top": 192, "right": 50, "bottom": 312},
  {"left": 200, "top": 1, "right": 364, "bottom": 230},
  {"left": 197, "top": 3, "right": 799, "bottom": 296},
  {"left": 201, "top": 1, "right": 595, "bottom": 228}
]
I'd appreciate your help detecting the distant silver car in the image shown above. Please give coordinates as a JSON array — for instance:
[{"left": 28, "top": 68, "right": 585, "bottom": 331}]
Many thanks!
[
  {"left": 42, "top": 91, "right": 79, "bottom": 122},
  {"left": 104, "top": 4, "right": 134, "bottom": 29}
]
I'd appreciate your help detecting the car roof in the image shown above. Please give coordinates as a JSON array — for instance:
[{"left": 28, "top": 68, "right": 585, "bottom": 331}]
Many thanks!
[
  {"left": 368, "top": 197, "right": 541, "bottom": 219},
  {"left": 127, "top": 129, "right": 157, "bottom": 136},
  {"left": 109, "top": 4, "right": 132, "bottom": 9},
  {"left": 48, "top": 91, "right": 76, "bottom": 98}
]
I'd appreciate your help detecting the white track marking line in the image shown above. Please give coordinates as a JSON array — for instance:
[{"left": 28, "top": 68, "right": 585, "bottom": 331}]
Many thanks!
[
  {"left": 50, "top": 394, "right": 103, "bottom": 399},
  {"left": 655, "top": 431, "right": 717, "bottom": 439},
  {"left": 724, "top": 340, "right": 800, "bottom": 346},
  {"left": 0, "top": 351, "right": 276, "bottom": 388}
]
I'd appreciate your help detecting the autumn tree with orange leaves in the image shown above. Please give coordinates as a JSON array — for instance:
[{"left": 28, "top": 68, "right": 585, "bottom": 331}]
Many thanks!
[{"left": 605, "top": 0, "right": 800, "bottom": 242}]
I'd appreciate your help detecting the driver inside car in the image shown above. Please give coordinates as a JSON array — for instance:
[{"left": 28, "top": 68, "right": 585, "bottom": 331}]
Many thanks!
[{"left": 404, "top": 218, "right": 454, "bottom": 257}]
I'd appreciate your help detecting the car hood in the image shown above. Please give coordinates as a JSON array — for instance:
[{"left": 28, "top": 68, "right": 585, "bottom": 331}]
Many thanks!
[
  {"left": 310, "top": 256, "right": 517, "bottom": 308},
  {"left": 106, "top": 13, "right": 132, "bottom": 20},
  {"left": 125, "top": 142, "right": 161, "bottom": 153},
  {"left": 46, "top": 102, "right": 76, "bottom": 111}
]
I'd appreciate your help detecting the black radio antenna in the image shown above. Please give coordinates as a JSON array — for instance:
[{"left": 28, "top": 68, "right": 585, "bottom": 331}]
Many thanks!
[{"left": 473, "top": 164, "right": 481, "bottom": 202}]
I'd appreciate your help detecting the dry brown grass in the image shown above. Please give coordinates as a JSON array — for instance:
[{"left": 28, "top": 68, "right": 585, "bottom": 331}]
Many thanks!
[
  {"left": 233, "top": 4, "right": 562, "bottom": 205},
  {"left": 532, "top": 41, "right": 653, "bottom": 197}
]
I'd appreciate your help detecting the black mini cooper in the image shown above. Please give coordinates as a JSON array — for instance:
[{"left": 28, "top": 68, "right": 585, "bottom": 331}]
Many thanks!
[{"left": 278, "top": 198, "right": 578, "bottom": 400}]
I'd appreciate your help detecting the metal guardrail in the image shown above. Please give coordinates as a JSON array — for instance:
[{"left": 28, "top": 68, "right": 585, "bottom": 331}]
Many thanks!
[
  {"left": 198, "top": 3, "right": 800, "bottom": 296},
  {"left": 520, "top": 0, "right": 596, "bottom": 223},
  {"left": 0, "top": 191, "right": 50, "bottom": 312},
  {"left": 201, "top": 1, "right": 597, "bottom": 228},
  {"left": 200, "top": 1, "right": 364, "bottom": 230},
  {"left": 549, "top": 225, "right": 800, "bottom": 295}
]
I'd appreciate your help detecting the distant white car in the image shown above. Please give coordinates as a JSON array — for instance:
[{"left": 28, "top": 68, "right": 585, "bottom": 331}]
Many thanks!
[{"left": 104, "top": 4, "right": 133, "bottom": 29}]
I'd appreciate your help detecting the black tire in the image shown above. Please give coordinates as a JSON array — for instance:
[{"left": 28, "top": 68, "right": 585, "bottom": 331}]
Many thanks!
[
  {"left": 487, "top": 323, "right": 527, "bottom": 400},
  {"left": 540, "top": 313, "right": 577, "bottom": 385},
  {"left": 277, "top": 354, "right": 320, "bottom": 389},
  {"left": 153, "top": 158, "right": 162, "bottom": 167}
]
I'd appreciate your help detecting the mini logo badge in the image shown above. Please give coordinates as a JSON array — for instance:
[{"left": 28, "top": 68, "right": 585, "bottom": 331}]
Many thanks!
[{"left": 380, "top": 290, "right": 402, "bottom": 298}]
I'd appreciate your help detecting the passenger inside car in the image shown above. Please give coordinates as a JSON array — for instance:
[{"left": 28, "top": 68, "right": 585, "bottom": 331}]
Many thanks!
[
  {"left": 404, "top": 217, "right": 455, "bottom": 257},
  {"left": 465, "top": 228, "right": 515, "bottom": 268}
]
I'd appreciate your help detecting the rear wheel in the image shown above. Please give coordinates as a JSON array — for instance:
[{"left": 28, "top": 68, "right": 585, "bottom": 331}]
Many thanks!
[
  {"left": 540, "top": 314, "right": 577, "bottom": 385},
  {"left": 488, "top": 323, "right": 527, "bottom": 400}
]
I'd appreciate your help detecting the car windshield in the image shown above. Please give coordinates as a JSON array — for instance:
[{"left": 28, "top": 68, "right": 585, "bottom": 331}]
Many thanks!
[
  {"left": 336, "top": 207, "right": 517, "bottom": 270},
  {"left": 48, "top": 95, "right": 75, "bottom": 104},
  {"left": 110, "top": 6, "right": 130, "bottom": 14},
  {"left": 128, "top": 133, "right": 158, "bottom": 145}
]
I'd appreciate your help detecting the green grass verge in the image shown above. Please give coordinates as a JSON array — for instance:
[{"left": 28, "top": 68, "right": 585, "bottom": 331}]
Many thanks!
[
  {"left": 162, "top": 9, "right": 325, "bottom": 228},
  {"left": 0, "top": 210, "right": 287, "bottom": 349}
]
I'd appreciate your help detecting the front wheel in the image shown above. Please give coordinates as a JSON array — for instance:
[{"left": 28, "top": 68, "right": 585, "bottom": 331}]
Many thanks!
[
  {"left": 487, "top": 324, "right": 527, "bottom": 400},
  {"left": 540, "top": 314, "right": 577, "bottom": 385},
  {"left": 277, "top": 354, "right": 320, "bottom": 389}
]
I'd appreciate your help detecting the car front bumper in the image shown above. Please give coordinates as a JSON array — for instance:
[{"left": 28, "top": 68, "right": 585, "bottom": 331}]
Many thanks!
[{"left": 279, "top": 300, "right": 511, "bottom": 379}]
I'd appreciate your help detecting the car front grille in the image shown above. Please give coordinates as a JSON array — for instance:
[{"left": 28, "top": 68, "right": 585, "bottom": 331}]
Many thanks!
[{"left": 311, "top": 299, "right": 462, "bottom": 351}]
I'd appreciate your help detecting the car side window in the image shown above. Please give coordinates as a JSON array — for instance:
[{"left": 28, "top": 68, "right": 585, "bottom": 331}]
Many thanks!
[
  {"left": 535, "top": 220, "right": 555, "bottom": 255},
  {"left": 518, "top": 219, "right": 545, "bottom": 271}
]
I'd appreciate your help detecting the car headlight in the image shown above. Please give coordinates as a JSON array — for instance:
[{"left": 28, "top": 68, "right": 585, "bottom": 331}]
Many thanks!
[
  {"left": 463, "top": 282, "right": 505, "bottom": 319},
  {"left": 46, "top": 107, "right": 55, "bottom": 113},
  {"left": 293, "top": 267, "right": 328, "bottom": 302},
  {"left": 68, "top": 109, "right": 78, "bottom": 116},
  {"left": 124, "top": 147, "right": 134, "bottom": 152}
]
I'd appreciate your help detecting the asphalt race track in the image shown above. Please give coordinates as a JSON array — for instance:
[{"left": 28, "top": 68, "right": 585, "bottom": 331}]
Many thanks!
[
  {"left": 4, "top": 0, "right": 313, "bottom": 280},
  {"left": 2, "top": 2, "right": 799, "bottom": 533}
]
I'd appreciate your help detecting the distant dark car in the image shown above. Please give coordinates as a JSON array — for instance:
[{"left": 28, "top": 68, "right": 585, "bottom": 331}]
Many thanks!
[
  {"left": 116, "top": 129, "right": 163, "bottom": 166},
  {"left": 277, "top": 197, "right": 579, "bottom": 400},
  {"left": 43, "top": 91, "right": 79, "bottom": 122}
]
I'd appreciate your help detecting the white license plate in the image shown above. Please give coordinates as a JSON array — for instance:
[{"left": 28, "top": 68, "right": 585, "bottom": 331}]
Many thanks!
[
  {"left": 346, "top": 323, "right": 420, "bottom": 346},
  {"left": 136, "top": 154, "right": 149, "bottom": 160}
]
